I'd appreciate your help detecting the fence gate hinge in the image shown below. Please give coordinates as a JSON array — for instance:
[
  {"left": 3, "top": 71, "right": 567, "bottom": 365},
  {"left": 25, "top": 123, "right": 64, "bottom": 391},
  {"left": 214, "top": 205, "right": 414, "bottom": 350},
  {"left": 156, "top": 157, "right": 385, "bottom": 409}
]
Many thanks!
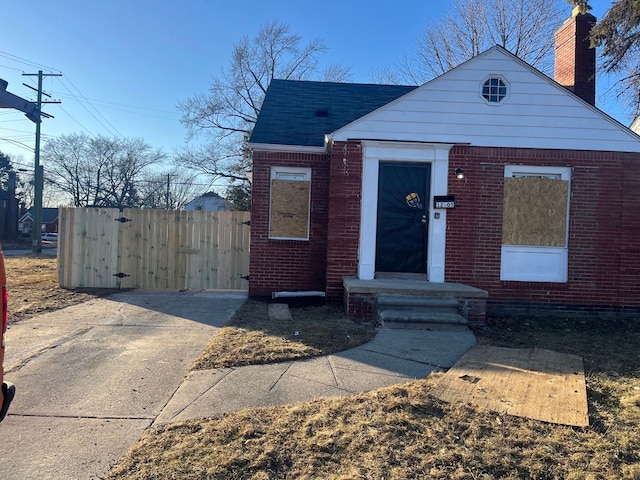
[
  {"left": 241, "top": 275, "right": 250, "bottom": 281},
  {"left": 113, "top": 272, "right": 130, "bottom": 279},
  {"left": 242, "top": 220, "right": 251, "bottom": 226},
  {"left": 115, "top": 216, "right": 132, "bottom": 223}
]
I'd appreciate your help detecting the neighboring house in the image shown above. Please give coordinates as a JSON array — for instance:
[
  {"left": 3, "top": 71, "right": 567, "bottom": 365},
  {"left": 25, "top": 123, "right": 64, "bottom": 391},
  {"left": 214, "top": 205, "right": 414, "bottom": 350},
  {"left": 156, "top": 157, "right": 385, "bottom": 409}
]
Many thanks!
[
  {"left": 184, "top": 192, "right": 232, "bottom": 211},
  {"left": 630, "top": 116, "right": 640, "bottom": 136},
  {"left": 247, "top": 9, "right": 640, "bottom": 322},
  {"left": 18, "top": 207, "right": 59, "bottom": 235}
]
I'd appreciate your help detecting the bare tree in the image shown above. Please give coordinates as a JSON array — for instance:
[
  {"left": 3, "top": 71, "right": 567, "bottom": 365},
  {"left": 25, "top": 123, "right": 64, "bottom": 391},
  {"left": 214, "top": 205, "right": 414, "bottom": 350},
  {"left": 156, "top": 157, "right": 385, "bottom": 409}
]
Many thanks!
[
  {"left": 394, "top": 0, "right": 565, "bottom": 84},
  {"left": 42, "top": 134, "right": 164, "bottom": 208},
  {"left": 0, "top": 150, "right": 15, "bottom": 192},
  {"left": 138, "top": 168, "right": 205, "bottom": 210},
  {"left": 42, "top": 133, "right": 91, "bottom": 207},
  {"left": 177, "top": 19, "right": 351, "bottom": 201},
  {"left": 17, "top": 173, "right": 34, "bottom": 209},
  {"left": 97, "top": 138, "right": 164, "bottom": 209}
]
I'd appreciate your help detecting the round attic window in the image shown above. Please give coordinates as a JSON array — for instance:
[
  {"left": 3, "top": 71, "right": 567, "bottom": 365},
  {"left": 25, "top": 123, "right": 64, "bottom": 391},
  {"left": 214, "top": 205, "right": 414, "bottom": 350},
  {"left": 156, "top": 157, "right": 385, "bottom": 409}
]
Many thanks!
[{"left": 482, "top": 76, "right": 507, "bottom": 103}]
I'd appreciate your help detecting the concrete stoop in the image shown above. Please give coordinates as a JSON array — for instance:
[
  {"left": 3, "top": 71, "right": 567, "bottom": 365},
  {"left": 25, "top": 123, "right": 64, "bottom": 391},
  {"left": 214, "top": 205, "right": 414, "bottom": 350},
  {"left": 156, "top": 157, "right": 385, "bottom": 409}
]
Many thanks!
[
  {"left": 343, "top": 277, "right": 489, "bottom": 324},
  {"left": 377, "top": 295, "right": 468, "bottom": 330}
]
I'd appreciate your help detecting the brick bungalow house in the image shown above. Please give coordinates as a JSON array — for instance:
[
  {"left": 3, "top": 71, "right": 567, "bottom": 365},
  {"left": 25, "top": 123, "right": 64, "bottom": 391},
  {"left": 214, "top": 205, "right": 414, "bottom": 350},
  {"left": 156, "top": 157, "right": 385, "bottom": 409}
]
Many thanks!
[
  {"left": 18, "top": 207, "right": 59, "bottom": 236},
  {"left": 248, "top": 10, "right": 640, "bottom": 323}
]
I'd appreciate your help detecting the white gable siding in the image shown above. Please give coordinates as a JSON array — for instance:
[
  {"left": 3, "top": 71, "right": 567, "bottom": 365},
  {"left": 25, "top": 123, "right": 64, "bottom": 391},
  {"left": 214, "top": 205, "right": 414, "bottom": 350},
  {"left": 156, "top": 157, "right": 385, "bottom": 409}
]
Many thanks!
[
  {"left": 185, "top": 196, "right": 231, "bottom": 211},
  {"left": 332, "top": 47, "right": 640, "bottom": 153}
]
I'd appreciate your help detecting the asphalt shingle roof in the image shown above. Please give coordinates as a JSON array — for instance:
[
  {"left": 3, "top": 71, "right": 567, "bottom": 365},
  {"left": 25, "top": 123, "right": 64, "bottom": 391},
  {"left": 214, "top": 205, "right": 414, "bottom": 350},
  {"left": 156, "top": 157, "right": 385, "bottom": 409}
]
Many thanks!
[
  {"left": 249, "top": 79, "right": 417, "bottom": 147},
  {"left": 21, "top": 207, "right": 59, "bottom": 224}
]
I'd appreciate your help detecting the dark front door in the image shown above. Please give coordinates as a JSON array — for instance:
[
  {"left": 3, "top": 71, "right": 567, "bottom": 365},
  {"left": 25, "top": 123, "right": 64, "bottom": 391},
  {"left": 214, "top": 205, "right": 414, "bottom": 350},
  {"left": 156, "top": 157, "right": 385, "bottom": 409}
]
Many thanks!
[{"left": 375, "top": 162, "right": 431, "bottom": 274}]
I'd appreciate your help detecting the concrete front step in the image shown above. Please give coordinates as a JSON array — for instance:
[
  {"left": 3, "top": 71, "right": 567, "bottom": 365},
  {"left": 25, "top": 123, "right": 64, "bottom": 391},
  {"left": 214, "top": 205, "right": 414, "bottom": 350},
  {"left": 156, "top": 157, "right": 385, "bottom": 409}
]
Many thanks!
[
  {"left": 378, "top": 295, "right": 462, "bottom": 312},
  {"left": 381, "top": 321, "right": 471, "bottom": 331},
  {"left": 377, "top": 296, "right": 467, "bottom": 330},
  {"left": 379, "top": 310, "right": 467, "bottom": 325},
  {"left": 343, "top": 277, "right": 488, "bottom": 324}
]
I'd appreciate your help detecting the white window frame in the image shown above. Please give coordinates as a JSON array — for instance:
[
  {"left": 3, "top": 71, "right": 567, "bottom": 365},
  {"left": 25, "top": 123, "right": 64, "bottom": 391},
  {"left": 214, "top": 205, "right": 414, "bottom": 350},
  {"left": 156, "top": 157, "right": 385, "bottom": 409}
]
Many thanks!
[
  {"left": 269, "top": 166, "right": 312, "bottom": 241},
  {"left": 500, "top": 165, "right": 571, "bottom": 283},
  {"left": 480, "top": 75, "right": 509, "bottom": 105}
]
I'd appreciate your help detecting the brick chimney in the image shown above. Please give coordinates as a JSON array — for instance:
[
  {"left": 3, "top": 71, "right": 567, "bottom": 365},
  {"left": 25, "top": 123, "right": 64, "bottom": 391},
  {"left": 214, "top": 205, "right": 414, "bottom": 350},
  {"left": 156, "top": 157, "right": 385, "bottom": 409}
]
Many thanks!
[{"left": 554, "top": 6, "right": 597, "bottom": 105}]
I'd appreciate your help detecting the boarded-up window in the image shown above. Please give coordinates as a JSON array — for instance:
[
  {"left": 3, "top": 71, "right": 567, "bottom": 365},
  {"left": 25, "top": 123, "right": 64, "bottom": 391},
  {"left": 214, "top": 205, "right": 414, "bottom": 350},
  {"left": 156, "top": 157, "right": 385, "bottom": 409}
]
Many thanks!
[
  {"left": 502, "top": 177, "right": 568, "bottom": 247},
  {"left": 269, "top": 168, "right": 311, "bottom": 240}
]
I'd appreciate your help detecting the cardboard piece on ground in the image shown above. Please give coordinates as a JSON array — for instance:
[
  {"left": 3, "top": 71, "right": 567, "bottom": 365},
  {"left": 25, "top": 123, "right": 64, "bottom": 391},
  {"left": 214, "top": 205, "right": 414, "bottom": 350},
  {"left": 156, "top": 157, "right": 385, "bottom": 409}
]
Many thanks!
[{"left": 431, "top": 345, "right": 588, "bottom": 427}]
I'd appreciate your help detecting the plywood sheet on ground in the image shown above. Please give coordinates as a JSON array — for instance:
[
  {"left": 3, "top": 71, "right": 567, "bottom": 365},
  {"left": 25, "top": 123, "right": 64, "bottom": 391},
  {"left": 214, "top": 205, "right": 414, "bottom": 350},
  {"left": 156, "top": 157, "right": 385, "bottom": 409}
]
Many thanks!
[{"left": 431, "top": 345, "right": 588, "bottom": 427}]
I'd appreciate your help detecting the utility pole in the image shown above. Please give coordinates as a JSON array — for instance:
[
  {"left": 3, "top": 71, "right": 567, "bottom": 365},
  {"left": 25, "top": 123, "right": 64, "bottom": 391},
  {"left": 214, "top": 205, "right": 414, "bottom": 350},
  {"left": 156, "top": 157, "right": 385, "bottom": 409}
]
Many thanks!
[
  {"left": 165, "top": 174, "right": 176, "bottom": 209},
  {"left": 22, "top": 70, "right": 61, "bottom": 253},
  {"left": 166, "top": 173, "right": 170, "bottom": 209}
]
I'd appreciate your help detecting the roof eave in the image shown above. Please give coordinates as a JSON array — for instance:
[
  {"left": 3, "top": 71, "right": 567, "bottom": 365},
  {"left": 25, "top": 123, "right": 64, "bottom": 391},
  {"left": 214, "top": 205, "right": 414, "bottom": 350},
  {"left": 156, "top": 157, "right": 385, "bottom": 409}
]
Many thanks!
[{"left": 249, "top": 142, "right": 328, "bottom": 154}]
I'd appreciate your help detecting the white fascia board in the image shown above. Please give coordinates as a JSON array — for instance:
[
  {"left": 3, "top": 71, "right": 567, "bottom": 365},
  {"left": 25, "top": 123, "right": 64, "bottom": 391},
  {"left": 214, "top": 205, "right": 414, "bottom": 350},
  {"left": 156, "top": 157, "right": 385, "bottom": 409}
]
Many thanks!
[{"left": 248, "top": 143, "right": 327, "bottom": 154}]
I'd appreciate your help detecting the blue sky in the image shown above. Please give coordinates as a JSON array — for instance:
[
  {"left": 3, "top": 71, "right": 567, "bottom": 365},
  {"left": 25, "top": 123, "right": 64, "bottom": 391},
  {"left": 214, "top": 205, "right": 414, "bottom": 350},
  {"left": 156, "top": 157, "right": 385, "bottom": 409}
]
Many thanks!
[{"left": 0, "top": 0, "right": 625, "bottom": 171}]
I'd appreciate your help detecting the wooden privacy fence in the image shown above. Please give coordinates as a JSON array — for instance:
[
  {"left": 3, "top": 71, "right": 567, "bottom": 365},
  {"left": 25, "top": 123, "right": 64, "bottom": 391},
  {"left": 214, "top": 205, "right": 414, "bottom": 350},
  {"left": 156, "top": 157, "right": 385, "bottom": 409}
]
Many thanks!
[{"left": 57, "top": 208, "right": 250, "bottom": 290}]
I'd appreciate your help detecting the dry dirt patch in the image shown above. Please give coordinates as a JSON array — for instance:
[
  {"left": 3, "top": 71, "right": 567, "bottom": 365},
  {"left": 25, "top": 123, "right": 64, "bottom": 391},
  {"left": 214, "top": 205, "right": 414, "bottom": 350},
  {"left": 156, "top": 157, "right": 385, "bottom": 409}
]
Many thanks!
[{"left": 5, "top": 254, "right": 115, "bottom": 324}]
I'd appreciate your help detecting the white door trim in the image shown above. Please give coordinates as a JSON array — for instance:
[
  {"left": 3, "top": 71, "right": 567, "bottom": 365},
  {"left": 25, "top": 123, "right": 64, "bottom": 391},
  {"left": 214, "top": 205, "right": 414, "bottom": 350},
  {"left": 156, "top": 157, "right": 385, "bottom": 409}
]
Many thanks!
[{"left": 358, "top": 141, "right": 453, "bottom": 282}]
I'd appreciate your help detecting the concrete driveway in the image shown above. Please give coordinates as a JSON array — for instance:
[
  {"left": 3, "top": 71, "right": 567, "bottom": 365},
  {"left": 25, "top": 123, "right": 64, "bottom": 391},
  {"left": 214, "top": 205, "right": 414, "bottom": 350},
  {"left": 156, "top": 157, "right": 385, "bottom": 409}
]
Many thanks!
[{"left": 0, "top": 290, "right": 247, "bottom": 480}]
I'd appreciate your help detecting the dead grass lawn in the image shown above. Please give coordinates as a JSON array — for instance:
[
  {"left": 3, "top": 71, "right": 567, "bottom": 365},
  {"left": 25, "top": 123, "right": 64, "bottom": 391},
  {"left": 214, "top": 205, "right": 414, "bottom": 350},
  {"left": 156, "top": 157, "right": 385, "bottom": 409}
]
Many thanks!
[
  {"left": 192, "top": 299, "right": 377, "bottom": 369},
  {"left": 110, "top": 309, "right": 640, "bottom": 479},
  {"left": 6, "top": 254, "right": 639, "bottom": 479},
  {"left": 4, "top": 254, "right": 115, "bottom": 324}
]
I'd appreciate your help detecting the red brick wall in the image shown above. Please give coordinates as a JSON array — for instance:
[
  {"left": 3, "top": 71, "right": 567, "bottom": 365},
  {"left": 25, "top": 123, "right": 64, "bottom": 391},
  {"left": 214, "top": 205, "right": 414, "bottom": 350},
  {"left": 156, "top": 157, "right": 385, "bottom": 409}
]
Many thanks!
[
  {"left": 251, "top": 143, "right": 640, "bottom": 311},
  {"left": 325, "top": 141, "right": 363, "bottom": 299},
  {"left": 248, "top": 150, "right": 330, "bottom": 296},
  {"left": 446, "top": 146, "right": 640, "bottom": 308},
  {"left": 619, "top": 156, "right": 640, "bottom": 301}
]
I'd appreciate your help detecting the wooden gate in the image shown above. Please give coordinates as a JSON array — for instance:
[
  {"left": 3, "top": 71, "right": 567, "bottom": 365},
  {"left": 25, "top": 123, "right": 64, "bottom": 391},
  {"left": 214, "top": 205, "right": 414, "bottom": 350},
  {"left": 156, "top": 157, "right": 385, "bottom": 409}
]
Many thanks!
[{"left": 57, "top": 208, "right": 250, "bottom": 290}]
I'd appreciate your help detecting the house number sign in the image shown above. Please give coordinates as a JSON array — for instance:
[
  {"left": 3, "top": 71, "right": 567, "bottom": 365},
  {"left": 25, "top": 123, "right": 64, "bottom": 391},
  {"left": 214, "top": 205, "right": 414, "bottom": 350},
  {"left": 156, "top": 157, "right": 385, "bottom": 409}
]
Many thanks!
[{"left": 433, "top": 195, "right": 456, "bottom": 209}]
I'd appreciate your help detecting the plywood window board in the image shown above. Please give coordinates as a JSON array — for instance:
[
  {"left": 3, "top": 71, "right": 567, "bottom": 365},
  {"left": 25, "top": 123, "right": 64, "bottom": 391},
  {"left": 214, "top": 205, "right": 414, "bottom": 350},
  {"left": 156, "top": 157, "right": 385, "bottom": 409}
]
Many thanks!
[
  {"left": 502, "top": 177, "right": 568, "bottom": 247},
  {"left": 269, "top": 179, "right": 311, "bottom": 240}
]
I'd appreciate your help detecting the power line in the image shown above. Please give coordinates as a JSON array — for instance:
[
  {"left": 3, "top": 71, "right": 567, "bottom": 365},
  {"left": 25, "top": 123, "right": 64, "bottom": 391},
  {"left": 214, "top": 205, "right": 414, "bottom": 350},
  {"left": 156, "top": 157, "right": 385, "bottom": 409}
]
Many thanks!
[
  {"left": 0, "top": 50, "right": 59, "bottom": 72},
  {"left": 1, "top": 50, "right": 123, "bottom": 139},
  {"left": 58, "top": 105, "right": 94, "bottom": 136},
  {"left": 9, "top": 160, "right": 34, "bottom": 171},
  {"left": 0, "top": 131, "right": 55, "bottom": 140},
  {"left": 48, "top": 90, "right": 176, "bottom": 116},
  {"left": 0, "top": 63, "right": 26, "bottom": 73},
  {"left": 0, "top": 126, "right": 37, "bottom": 134},
  {"left": 0, "top": 138, "right": 34, "bottom": 152},
  {"left": 56, "top": 76, "right": 124, "bottom": 138}
]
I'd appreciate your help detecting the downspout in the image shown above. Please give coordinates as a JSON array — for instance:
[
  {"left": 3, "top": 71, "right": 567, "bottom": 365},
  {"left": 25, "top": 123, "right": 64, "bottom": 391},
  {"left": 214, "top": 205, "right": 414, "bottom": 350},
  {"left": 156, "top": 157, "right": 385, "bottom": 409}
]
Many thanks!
[{"left": 272, "top": 291, "right": 326, "bottom": 299}]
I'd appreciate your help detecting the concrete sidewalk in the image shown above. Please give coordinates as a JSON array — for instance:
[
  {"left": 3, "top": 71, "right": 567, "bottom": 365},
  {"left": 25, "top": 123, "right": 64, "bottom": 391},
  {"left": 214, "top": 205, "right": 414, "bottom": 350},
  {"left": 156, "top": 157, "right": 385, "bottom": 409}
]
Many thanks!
[
  {"left": 155, "top": 327, "right": 476, "bottom": 424},
  {"left": 0, "top": 290, "right": 247, "bottom": 480},
  {"left": 0, "top": 291, "right": 476, "bottom": 479}
]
